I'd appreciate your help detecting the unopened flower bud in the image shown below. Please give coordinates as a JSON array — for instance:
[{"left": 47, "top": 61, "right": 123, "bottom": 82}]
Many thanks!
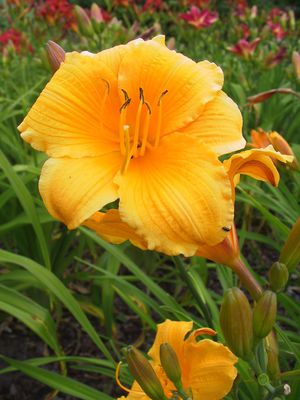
[
  {"left": 125, "top": 346, "right": 166, "bottom": 400},
  {"left": 268, "top": 262, "right": 289, "bottom": 292},
  {"left": 292, "top": 51, "right": 300, "bottom": 78},
  {"left": 265, "top": 331, "right": 280, "bottom": 380},
  {"left": 46, "top": 41, "right": 65, "bottom": 73},
  {"left": 280, "top": 218, "right": 300, "bottom": 271},
  {"left": 74, "top": 5, "right": 94, "bottom": 37},
  {"left": 159, "top": 343, "right": 181, "bottom": 386},
  {"left": 220, "top": 287, "right": 254, "bottom": 360},
  {"left": 253, "top": 291, "right": 277, "bottom": 340},
  {"left": 90, "top": 3, "right": 103, "bottom": 22},
  {"left": 269, "top": 132, "right": 299, "bottom": 171}
]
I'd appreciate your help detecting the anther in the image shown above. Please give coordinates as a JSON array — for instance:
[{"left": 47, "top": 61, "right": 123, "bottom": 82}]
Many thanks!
[
  {"left": 139, "top": 87, "right": 144, "bottom": 103},
  {"left": 121, "top": 88, "right": 129, "bottom": 101},
  {"left": 158, "top": 89, "right": 168, "bottom": 106}
]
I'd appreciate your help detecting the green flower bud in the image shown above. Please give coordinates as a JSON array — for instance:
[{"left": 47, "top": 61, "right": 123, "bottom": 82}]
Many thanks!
[
  {"left": 74, "top": 5, "right": 94, "bottom": 37},
  {"left": 253, "top": 291, "right": 277, "bottom": 340},
  {"left": 220, "top": 287, "right": 254, "bottom": 360},
  {"left": 46, "top": 41, "right": 65, "bottom": 73},
  {"left": 125, "top": 346, "right": 166, "bottom": 400},
  {"left": 265, "top": 331, "right": 280, "bottom": 380},
  {"left": 160, "top": 343, "right": 182, "bottom": 386},
  {"left": 279, "top": 218, "right": 300, "bottom": 271},
  {"left": 268, "top": 262, "right": 289, "bottom": 292}
]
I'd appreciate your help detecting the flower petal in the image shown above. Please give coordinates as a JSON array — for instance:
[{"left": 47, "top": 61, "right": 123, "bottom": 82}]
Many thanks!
[
  {"left": 83, "top": 210, "right": 147, "bottom": 249},
  {"left": 19, "top": 52, "right": 120, "bottom": 158},
  {"left": 224, "top": 145, "right": 293, "bottom": 187},
  {"left": 180, "top": 91, "right": 245, "bottom": 155},
  {"left": 117, "top": 133, "right": 234, "bottom": 256},
  {"left": 39, "top": 154, "right": 121, "bottom": 229},
  {"left": 148, "top": 320, "right": 193, "bottom": 364},
  {"left": 118, "top": 40, "right": 223, "bottom": 139},
  {"left": 183, "top": 339, "right": 237, "bottom": 400}
]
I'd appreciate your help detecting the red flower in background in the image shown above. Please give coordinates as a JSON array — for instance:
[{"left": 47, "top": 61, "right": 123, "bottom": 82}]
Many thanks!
[
  {"left": 0, "top": 28, "right": 33, "bottom": 54},
  {"left": 228, "top": 38, "right": 260, "bottom": 59},
  {"left": 181, "top": 6, "right": 218, "bottom": 29},
  {"left": 143, "top": 0, "right": 163, "bottom": 12},
  {"left": 264, "top": 47, "right": 286, "bottom": 68},
  {"left": 35, "top": 0, "right": 76, "bottom": 30},
  {"left": 0, "top": 28, "right": 22, "bottom": 52}
]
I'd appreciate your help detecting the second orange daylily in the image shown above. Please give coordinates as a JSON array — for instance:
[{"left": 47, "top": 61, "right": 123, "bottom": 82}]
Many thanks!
[
  {"left": 84, "top": 145, "right": 292, "bottom": 266},
  {"left": 118, "top": 320, "right": 238, "bottom": 400}
]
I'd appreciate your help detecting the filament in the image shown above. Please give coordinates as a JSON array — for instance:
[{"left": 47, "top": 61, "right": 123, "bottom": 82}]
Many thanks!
[
  {"left": 99, "top": 79, "right": 110, "bottom": 132},
  {"left": 154, "top": 90, "right": 168, "bottom": 148},
  {"left": 119, "top": 98, "right": 131, "bottom": 155},
  {"left": 131, "top": 88, "right": 144, "bottom": 157},
  {"left": 120, "top": 125, "right": 131, "bottom": 174},
  {"left": 140, "top": 102, "right": 152, "bottom": 156}
]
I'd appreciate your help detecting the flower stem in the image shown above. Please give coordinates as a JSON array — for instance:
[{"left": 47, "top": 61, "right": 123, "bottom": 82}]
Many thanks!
[{"left": 230, "top": 258, "right": 263, "bottom": 300}]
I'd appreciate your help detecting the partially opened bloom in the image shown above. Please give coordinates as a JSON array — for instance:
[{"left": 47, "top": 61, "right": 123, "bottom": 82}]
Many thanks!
[
  {"left": 118, "top": 320, "right": 238, "bottom": 400},
  {"left": 251, "top": 129, "right": 298, "bottom": 170},
  {"left": 19, "top": 35, "right": 246, "bottom": 256}
]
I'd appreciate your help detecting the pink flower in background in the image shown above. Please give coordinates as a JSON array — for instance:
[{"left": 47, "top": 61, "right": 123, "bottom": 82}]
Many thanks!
[
  {"left": 264, "top": 47, "right": 286, "bottom": 68},
  {"left": 267, "top": 22, "right": 286, "bottom": 41},
  {"left": 181, "top": 6, "right": 218, "bottom": 29},
  {"left": 228, "top": 38, "right": 260, "bottom": 59}
]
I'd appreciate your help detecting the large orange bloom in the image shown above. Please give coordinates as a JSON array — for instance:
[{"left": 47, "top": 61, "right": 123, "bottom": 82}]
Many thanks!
[
  {"left": 118, "top": 320, "right": 238, "bottom": 400},
  {"left": 19, "top": 35, "right": 246, "bottom": 256},
  {"left": 84, "top": 145, "right": 292, "bottom": 264}
]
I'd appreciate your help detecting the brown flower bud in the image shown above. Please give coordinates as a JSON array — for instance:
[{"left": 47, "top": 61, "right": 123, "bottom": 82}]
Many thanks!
[{"left": 46, "top": 41, "right": 65, "bottom": 73}]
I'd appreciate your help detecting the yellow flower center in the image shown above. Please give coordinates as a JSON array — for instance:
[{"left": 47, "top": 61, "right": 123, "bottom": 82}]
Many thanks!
[{"left": 117, "top": 87, "right": 168, "bottom": 173}]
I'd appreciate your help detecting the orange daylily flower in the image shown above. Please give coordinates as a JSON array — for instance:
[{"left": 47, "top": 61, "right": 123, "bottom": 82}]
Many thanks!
[
  {"left": 118, "top": 320, "right": 238, "bottom": 400},
  {"left": 19, "top": 35, "right": 246, "bottom": 256},
  {"left": 84, "top": 145, "right": 292, "bottom": 266}
]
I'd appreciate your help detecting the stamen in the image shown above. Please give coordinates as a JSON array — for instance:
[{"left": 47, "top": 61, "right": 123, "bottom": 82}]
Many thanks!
[
  {"left": 131, "top": 90, "right": 144, "bottom": 157},
  {"left": 119, "top": 98, "right": 131, "bottom": 154},
  {"left": 154, "top": 90, "right": 168, "bottom": 148},
  {"left": 99, "top": 79, "right": 110, "bottom": 131},
  {"left": 140, "top": 102, "right": 152, "bottom": 156},
  {"left": 115, "top": 362, "right": 144, "bottom": 395},
  {"left": 120, "top": 125, "right": 131, "bottom": 174}
]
